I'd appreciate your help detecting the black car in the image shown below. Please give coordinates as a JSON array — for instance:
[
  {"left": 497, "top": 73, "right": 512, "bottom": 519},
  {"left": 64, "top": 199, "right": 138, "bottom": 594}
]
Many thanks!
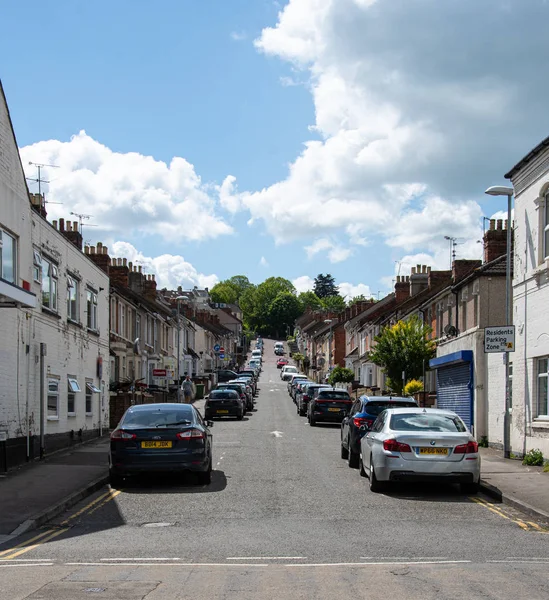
[
  {"left": 109, "top": 403, "right": 213, "bottom": 487},
  {"left": 340, "top": 395, "right": 418, "bottom": 468},
  {"left": 296, "top": 383, "right": 331, "bottom": 416},
  {"left": 307, "top": 388, "right": 353, "bottom": 426},
  {"left": 216, "top": 369, "right": 240, "bottom": 383},
  {"left": 205, "top": 389, "right": 245, "bottom": 420}
]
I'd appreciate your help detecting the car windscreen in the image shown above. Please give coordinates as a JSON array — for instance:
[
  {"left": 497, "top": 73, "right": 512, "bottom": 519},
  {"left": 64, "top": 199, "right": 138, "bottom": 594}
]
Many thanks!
[
  {"left": 317, "top": 391, "right": 351, "bottom": 399},
  {"left": 363, "top": 401, "right": 417, "bottom": 416},
  {"left": 122, "top": 406, "right": 194, "bottom": 427},
  {"left": 284, "top": 367, "right": 297, "bottom": 373},
  {"left": 389, "top": 413, "right": 467, "bottom": 432}
]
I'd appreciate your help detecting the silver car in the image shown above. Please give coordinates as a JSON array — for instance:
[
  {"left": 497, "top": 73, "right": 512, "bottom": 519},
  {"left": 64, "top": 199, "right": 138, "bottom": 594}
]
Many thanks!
[{"left": 359, "top": 407, "right": 480, "bottom": 494}]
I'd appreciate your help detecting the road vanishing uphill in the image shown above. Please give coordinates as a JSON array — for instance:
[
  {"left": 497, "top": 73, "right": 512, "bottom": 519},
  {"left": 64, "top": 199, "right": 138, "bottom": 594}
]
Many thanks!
[{"left": 1, "top": 341, "right": 549, "bottom": 599}]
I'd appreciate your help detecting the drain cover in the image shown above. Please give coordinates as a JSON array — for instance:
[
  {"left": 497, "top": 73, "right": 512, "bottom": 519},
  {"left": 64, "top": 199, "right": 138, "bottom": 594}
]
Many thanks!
[{"left": 26, "top": 581, "right": 157, "bottom": 599}]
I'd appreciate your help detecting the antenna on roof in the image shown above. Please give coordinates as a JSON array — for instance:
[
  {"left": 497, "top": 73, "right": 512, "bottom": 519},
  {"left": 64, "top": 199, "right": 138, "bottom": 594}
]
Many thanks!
[
  {"left": 70, "top": 212, "right": 97, "bottom": 234},
  {"left": 27, "top": 161, "right": 63, "bottom": 203}
]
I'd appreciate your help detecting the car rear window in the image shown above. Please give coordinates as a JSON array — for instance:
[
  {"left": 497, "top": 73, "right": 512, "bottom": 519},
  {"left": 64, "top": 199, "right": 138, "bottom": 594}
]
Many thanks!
[
  {"left": 389, "top": 413, "right": 467, "bottom": 432},
  {"left": 122, "top": 406, "right": 194, "bottom": 427},
  {"left": 363, "top": 401, "right": 417, "bottom": 416},
  {"left": 317, "top": 390, "right": 351, "bottom": 400},
  {"left": 210, "top": 391, "right": 238, "bottom": 399}
]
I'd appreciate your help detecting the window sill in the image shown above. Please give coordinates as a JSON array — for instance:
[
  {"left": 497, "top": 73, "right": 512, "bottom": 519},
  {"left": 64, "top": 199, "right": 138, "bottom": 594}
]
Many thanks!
[
  {"left": 42, "top": 307, "right": 61, "bottom": 319},
  {"left": 47, "top": 416, "right": 59, "bottom": 421},
  {"left": 532, "top": 420, "right": 549, "bottom": 430},
  {"left": 68, "top": 413, "right": 76, "bottom": 417},
  {"left": 87, "top": 328, "right": 100, "bottom": 337},
  {"left": 85, "top": 412, "right": 93, "bottom": 417},
  {"left": 67, "top": 319, "right": 82, "bottom": 328}
]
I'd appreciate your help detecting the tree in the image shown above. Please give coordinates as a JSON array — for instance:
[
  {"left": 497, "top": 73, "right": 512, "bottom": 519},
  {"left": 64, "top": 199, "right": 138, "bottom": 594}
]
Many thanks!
[
  {"left": 321, "top": 294, "right": 346, "bottom": 312},
  {"left": 298, "top": 291, "right": 323, "bottom": 312},
  {"left": 209, "top": 282, "right": 239, "bottom": 305},
  {"left": 369, "top": 316, "right": 436, "bottom": 395},
  {"left": 404, "top": 379, "right": 424, "bottom": 396},
  {"left": 267, "top": 292, "right": 302, "bottom": 338},
  {"left": 226, "top": 275, "right": 253, "bottom": 297},
  {"left": 328, "top": 366, "right": 355, "bottom": 387},
  {"left": 313, "top": 274, "right": 339, "bottom": 299}
]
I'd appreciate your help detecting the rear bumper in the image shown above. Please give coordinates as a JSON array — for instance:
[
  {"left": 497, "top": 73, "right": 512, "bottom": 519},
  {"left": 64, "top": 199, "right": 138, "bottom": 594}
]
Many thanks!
[
  {"left": 388, "top": 471, "right": 476, "bottom": 484},
  {"left": 110, "top": 453, "right": 209, "bottom": 475},
  {"left": 205, "top": 406, "right": 242, "bottom": 417},
  {"left": 311, "top": 413, "right": 347, "bottom": 423},
  {"left": 373, "top": 455, "right": 480, "bottom": 483}
]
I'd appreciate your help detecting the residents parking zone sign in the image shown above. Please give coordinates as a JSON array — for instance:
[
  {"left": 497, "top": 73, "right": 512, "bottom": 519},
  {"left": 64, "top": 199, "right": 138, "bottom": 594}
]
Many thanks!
[{"left": 484, "top": 326, "right": 515, "bottom": 353}]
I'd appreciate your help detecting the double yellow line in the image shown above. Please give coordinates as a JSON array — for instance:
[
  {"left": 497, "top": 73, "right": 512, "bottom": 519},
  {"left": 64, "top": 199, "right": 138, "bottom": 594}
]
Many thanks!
[
  {"left": 0, "top": 488, "right": 121, "bottom": 561},
  {"left": 471, "top": 496, "right": 549, "bottom": 533}
]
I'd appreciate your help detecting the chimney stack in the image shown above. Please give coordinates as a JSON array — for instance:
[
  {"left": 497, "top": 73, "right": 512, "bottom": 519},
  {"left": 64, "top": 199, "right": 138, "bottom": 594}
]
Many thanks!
[
  {"left": 484, "top": 218, "right": 512, "bottom": 263},
  {"left": 143, "top": 273, "right": 157, "bottom": 301},
  {"left": 409, "top": 264, "right": 430, "bottom": 296},
  {"left": 395, "top": 275, "right": 410, "bottom": 304},
  {"left": 58, "top": 216, "right": 83, "bottom": 250},
  {"left": 84, "top": 244, "right": 110, "bottom": 275},
  {"left": 110, "top": 256, "right": 130, "bottom": 288},
  {"left": 452, "top": 259, "right": 482, "bottom": 282},
  {"left": 29, "top": 193, "right": 47, "bottom": 218}
]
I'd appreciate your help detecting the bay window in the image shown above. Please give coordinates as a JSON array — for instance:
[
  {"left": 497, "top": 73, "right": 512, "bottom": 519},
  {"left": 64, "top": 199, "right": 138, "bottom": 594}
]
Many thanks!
[{"left": 544, "top": 191, "right": 549, "bottom": 261}]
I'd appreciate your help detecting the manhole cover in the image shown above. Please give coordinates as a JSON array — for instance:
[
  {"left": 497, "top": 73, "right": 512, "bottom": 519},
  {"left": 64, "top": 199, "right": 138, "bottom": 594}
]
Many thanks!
[
  {"left": 142, "top": 522, "right": 174, "bottom": 528},
  {"left": 26, "top": 581, "right": 157, "bottom": 599}
]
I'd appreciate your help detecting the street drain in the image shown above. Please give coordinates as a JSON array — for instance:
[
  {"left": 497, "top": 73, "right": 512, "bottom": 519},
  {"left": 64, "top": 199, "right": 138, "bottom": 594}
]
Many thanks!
[{"left": 142, "top": 522, "right": 174, "bottom": 528}]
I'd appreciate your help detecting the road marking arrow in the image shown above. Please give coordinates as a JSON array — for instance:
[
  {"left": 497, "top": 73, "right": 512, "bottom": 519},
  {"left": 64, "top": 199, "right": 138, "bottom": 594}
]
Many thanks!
[{"left": 270, "top": 431, "right": 284, "bottom": 438}]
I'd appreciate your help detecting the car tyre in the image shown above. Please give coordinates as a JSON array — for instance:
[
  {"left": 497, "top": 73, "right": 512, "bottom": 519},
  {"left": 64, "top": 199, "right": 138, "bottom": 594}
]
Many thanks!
[
  {"left": 309, "top": 417, "right": 316, "bottom": 427},
  {"left": 369, "top": 463, "right": 385, "bottom": 493},
  {"left": 460, "top": 481, "right": 479, "bottom": 495},
  {"left": 109, "top": 471, "right": 124, "bottom": 489},
  {"left": 340, "top": 442, "right": 349, "bottom": 460},
  {"left": 359, "top": 455, "right": 367, "bottom": 478},
  {"left": 347, "top": 442, "right": 359, "bottom": 469},
  {"left": 197, "top": 459, "right": 212, "bottom": 485},
  {"left": 237, "top": 410, "right": 244, "bottom": 420}
]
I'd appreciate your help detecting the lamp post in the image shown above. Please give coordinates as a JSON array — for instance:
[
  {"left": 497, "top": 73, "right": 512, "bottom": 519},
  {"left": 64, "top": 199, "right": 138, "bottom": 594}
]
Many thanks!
[
  {"left": 324, "top": 319, "right": 333, "bottom": 380},
  {"left": 175, "top": 296, "right": 186, "bottom": 403},
  {"left": 485, "top": 185, "right": 514, "bottom": 459}
]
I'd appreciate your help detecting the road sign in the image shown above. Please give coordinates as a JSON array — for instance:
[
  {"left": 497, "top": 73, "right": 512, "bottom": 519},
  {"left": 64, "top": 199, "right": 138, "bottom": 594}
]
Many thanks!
[
  {"left": 152, "top": 368, "right": 167, "bottom": 377},
  {"left": 484, "top": 326, "right": 515, "bottom": 353},
  {"left": 220, "top": 347, "right": 225, "bottom": 353},
  {"left": 219, "top": 353, "right": 225, "bottom": 359},
  {"left": 214, "top": 344, "right": 220, "bottom": 352}
]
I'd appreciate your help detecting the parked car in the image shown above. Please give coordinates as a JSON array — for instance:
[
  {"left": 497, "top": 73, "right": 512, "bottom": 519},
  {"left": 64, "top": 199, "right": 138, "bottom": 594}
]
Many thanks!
[
  {"left": 359, "top": 407, "right": 480, "bottom": 494},
  {"left": 290, "top": 378, "right": 313, "bottom": 402},
  {"left": 205, "top": 389, "right": 245, "bottom": 421},
  {"left": 274, "top": 347, "right": 285, "bottom": 356},
  {"left": 249, "top": 359, "right": 261, "bottom": 372},
  {"left": 341, "top": 396, "right": 418, "bottom": 468},
  {"left": 237, "top": 370, "right": 258, "bottom": 395},
  {"left": 296, "top": 383, "right": 332, "bottom": 416},
  {"left": 229, "top": 379, "right": 255, "bottom": 410},
  {"left": 287, "top": 373, "right": 308, "bottom": 394},
  {"left": 281, "top": 365, "right": 299, "bottom": 381},
  {"left": 307, "top": 388, "right": 353, "bottom": 426},
  {"left": 109, "top": 403, "right": 213, "bottom": 487},
  {"left": 251, "top": 349, "right": 262, "bottom": 360},
  {"left": 277, "top": 357, "right": 289, "bottom": 369},
  {"left": 216, "top": 369, "right": 240, "bottom": 383},
  {"left": 216, "top": 382, "right": 252, "bottom": 411}
]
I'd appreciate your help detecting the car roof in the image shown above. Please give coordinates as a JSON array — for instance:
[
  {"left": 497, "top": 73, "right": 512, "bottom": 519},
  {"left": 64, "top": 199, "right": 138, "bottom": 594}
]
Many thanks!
[
  {"left": 211, "top": 389, "right": 239, "bottom": 396},
  {"left": 128, "top": 403, "right": 194, "bottom": 411},
  {"left": 360, "top": 395, "right": 415, "bottom": 403},
  {"left": 382, "top": 407, "right": 461, "bottom": 418}
]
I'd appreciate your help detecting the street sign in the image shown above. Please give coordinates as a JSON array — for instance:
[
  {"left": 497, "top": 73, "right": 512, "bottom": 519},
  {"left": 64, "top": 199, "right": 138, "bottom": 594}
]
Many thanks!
[
  {"left": 152, "top": 368, "right": 167, "bottom": 377},
  {"left": 214, "top": 344, "right": 220, "bottom": 352},
  {"left": 484, "top": 326, "right": 515, "bottom": 353},
  {"left": 219, "top": 353, "right": 225, "bottom": 359},
  {"left": 220, "top": 347, "right": 225, "bottom": 353}
]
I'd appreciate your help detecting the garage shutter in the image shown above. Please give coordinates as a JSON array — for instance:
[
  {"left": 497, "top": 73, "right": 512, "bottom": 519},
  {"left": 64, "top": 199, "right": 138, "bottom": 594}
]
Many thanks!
[{"left": 436, "top": 363, "right": 473, "bottom": 429}]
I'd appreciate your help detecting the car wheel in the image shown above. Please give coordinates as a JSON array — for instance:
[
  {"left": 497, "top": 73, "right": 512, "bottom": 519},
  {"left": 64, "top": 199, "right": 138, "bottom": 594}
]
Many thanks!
[
  {"left": 359, "top": 455, "right": 367, "bottom": 478},
  {"left": 309, "top": 417, "right": 316, "bottom": 427},
  {"left": 109, "top": 471, "right": 124, "bottom": 489},
  {"left": 237, "top": 411, "right": 244, "bottom": 420},
  {"left": 369, "top": 463, "right": 385, "bottom": 493},
  {"left": 197, "top": 459, "right": 212, "bottom": 485},
  {"left": 340, "top": 442, "right": 349, "bottom": 460},
  {"left": 347, "top": 442, "right": 359, "bottom": 469},
  {"left": 460, "top": 481, "right": 479, "bottom": 495}
]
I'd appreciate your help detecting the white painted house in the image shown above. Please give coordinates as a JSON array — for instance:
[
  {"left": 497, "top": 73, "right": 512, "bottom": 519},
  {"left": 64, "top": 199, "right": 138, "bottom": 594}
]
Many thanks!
[{"left": 504, "top": 136, "right": 549, "bottom": 456}]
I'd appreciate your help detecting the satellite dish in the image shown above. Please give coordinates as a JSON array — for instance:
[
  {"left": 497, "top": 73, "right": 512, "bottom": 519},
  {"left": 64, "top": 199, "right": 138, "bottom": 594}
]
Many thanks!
[
  {"left": 443, "top": 325, "right": 458, "bottom": 337},
  {"left": 318, "top": 357, "right": 326, "bottom": 368}
]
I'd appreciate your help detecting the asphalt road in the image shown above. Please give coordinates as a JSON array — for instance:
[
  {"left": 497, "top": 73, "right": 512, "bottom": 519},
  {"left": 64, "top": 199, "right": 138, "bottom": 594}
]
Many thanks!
[{"left": 2, "top": 340, "right": 549, "bottom": 599}]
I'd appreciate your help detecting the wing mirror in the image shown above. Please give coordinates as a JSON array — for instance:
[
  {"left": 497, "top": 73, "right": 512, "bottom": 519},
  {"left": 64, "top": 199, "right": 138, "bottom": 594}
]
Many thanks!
[{"left": 206, "top": 420, "right": 214, "bottom": 427}]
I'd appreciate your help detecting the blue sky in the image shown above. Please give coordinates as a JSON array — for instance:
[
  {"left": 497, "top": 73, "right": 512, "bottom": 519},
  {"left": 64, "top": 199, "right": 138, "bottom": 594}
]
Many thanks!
[{"left": 3, "top": 0, "right": 549, "bottom": 298}]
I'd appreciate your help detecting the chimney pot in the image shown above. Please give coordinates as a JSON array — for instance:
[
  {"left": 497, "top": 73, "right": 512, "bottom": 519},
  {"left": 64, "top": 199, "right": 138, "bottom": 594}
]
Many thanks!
[
  {"left": 128, "top": 262, "right": 133, "bottom": 271},
  {"left": 103, "top": 246, "right": 108, "bottom": 255},
  {"left": 497, "top": 219, "right": 503, "bottom": 230},
  {"left": 52, "top": 220, "right": 58, "bottom": 229},
  {"left": 97, "top": 242, "right": 102, "bottom": 250},
  {"left": 411, "top": 267, "right": 416, "bottom": 275},
  {"left": 90, "top": 246, "right": 96, "bottom": 254},
  {"left": 67, "top": 222, "right": 72, "bottom": 232},
  {"left": 122, "top": 258, "right": 127, "bottom": 267},
  {"left": 138, "top": 266, "right": 142, "bottom": 273},
  {"left": 490, "top": 219, "right": 496, "bottom": 230},
  {"left": 84, "top": 246, "right": 89, "bottom": 254},
  {"left": 59, "top": 218, "right": 65, "bottom": 231},
  {"left": 73, "top": 221, "right": 79, "bottom": 231}
]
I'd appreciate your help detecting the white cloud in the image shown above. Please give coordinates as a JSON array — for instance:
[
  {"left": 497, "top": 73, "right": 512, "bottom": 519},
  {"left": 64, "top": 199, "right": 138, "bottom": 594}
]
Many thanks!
[
  {"left": 20, "top": 131, "right": 233, "bottom": 243},
  {"left": 110, "top": 242, "right": 219, "bottom": 291},
  {"left": 304, "top": 237, "right": 353, "bottom": 263},
  {"left": 293, "top": 275, "right": 315, "bottom": 293},
  {"left": 230, "top": 31, "right": 247, "bottom": 41},
  {"left": 219, "top": 0, "right": 549, "bottom": 262},
  {"left": 260, "top": 256, "right": 269, "bottom": 267}
]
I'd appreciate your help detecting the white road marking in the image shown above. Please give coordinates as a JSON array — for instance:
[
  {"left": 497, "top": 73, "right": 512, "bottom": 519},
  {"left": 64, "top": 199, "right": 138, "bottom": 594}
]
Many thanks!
[
  {"left": 66, "top": 562, "right": 271, "bottom": 567},
  {"left": 360, "top": 556, "right": 449, "bottom": 560},
  {"left": 0, "top": 558, "right": 54, "bottom": 562},
  {"left": 101, "top": 558, "right": 181, "bottom": 561},
  {"left": 270, "top": 431, "right": 284, "bottom": 438},
  {"left": 286, "top": 560, "right": 472, "bottom": 567},
  {"left": 0, "top": 563, "right": 53, "bottom": 568},
  {"left": 227, "top": 557, "right": 306, "bottom": 560},
  {"left": 488, "top": 560, "right": 549, "bottom": 563},
  {"left": 64, "top": 560, "right": 472, "bottom": 568}
]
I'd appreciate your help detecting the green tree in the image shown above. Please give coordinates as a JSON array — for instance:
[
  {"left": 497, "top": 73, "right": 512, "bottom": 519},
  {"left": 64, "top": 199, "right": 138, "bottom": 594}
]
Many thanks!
[
  {"left": 267, "top": 292, "right": 302, "bottom": 338},
  {"left": 298, "top": 291, "right": 323, "bottom": 312},
  {"left": 321, "top": 294, "right": 346, "bottom": 312},
  {"left": 369, "top": 316, "right": 436, "bottom": 395},
  {"left": 313, "top": 274, "right": 339, "bottom": 298},
  {"left": 328, "top": 366, "right": 355, "bottom": 387},
  {"left": 238, "top": 285, "right": 259, "bottom": 331},
  {"left": 226, "top": 275, "right": 253, "bottom": 297},
  {"left": 210, "top": 282, "right": 239, "bottom": 305}
]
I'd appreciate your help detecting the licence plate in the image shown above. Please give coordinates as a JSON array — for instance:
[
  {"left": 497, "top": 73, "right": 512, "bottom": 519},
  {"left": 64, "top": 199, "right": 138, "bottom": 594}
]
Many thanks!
[
  {"left": 141, "top": 441, "right": 172, "bottom": 449},
  {"left": 217, "top": 410, "right": 229, "bottom": 414},
  {"left": 419, "top": 447, "right": 448, "bottom": 455},
  {"left": 328, "top": 407, "right": 342, "bottom": 412}
]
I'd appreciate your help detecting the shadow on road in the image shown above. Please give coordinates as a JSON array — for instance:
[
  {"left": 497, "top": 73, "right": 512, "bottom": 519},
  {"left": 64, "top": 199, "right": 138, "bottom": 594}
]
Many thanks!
[
  {"left": 119, "top": 469, "right": 228, "bottom": 494},
  {"left": 381, "top": 482, "right": 476, "bottom": 502}
]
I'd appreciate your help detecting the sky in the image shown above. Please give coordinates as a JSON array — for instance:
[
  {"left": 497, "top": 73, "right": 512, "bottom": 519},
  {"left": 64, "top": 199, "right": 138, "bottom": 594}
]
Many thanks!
[{"left": 3, "top": 0, "right": 549, "bottom": 300}]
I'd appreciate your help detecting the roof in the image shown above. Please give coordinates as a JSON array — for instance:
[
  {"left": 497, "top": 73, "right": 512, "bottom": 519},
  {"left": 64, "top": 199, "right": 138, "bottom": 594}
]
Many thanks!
[
  {"left": 111, "top": 284, "right": 172, "bottom": 318},
  {"left": 453, "top": 253, "right": 509, "bottom": 289},
  {"left": 344, "top": 347, "right": 359, "bottom": 359},
  {"left": 505, "top": 134, "right": 549, "bottom": 179}
]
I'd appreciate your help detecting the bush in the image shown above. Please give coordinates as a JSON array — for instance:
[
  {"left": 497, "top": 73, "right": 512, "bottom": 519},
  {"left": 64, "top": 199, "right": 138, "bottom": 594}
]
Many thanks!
[
  {"left": 523, "top": 448, "right": 544, "bottom": 466},
  {"left": 478, "top": 436, "right": 489, "bottom": 448},
  {"left": 328, "top": 366, "right": 354, "bottom": 387},
  {"left": 403, "top": 379, "right": 424, "bottom": 396}
]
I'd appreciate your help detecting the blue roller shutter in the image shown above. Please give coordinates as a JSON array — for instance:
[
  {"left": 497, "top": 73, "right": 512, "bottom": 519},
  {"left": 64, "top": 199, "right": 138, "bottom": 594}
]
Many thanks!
[{"left": 436, "top": 363, "right": 473, "bottom": 429}]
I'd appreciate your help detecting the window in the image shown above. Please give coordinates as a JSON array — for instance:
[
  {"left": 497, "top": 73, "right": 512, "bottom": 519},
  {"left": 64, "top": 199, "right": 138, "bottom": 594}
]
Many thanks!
[
  {"left": 135, "top": 312, "right": 141, "bottom": 341},
  {"left": 67, "top": 275, "right": 78, "bottom": 322},
  {"left": 0, "top": 229, "right": 16, "bottom": 284},
  {"left": 41, "top": 257, "right": 58, "bottom": 311},
  {"left": 47, "top": 379, "right": 59, "bottom": 419},
  {"left": 33, "top": 250, "right": 42, "bottom": 282},
  {"left": 541, "top": 190, "right": 549, "bottom": 261},
  {"left": 87, "top": 289, "right": 98, "bottom": 330},
  {"left": 85, "top": 382, "right": 100, "bottom": 414},
  {"left": 537, "top": 358, "right": 548, "bottom": 417},
  {"left": 67, "top": 377, "right": 80, "bottom": 415},
  {"left": 120, "top": 304, "right": 126, "bottom": 338},
  {"left": 110, "top": 298, "right": 116, "bottom": 331}
]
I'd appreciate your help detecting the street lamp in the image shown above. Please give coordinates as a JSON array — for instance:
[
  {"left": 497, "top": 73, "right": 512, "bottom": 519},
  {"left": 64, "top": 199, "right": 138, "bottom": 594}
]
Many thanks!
[
  {"left": 485, "top": 185, "right": 514, "bottom": 459},
  {"left": 175, "top": 296, "right": 186, "bottom": 403}
]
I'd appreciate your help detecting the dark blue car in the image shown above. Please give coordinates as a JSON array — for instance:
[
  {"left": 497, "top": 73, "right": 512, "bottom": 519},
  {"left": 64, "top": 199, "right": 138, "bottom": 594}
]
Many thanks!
[
  {"left": 109, "top": 403, "right": 213, "bottom": 487},
  {"left": 340, "top": 395, "right": 418, "bottom": 468}
]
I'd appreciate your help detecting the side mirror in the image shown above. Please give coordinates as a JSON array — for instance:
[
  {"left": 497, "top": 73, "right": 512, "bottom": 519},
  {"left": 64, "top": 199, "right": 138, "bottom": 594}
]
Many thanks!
[{"left": 207, "top": 420, "right": 214, "bottom": 428}]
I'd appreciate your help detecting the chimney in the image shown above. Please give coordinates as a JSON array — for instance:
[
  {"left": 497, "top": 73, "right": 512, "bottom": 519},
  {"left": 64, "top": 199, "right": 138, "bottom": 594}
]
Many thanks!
[
  {"left": 484, "top": 218, "right": 511, "bottom": 263},
  {"left": 84, "top": 243, "right": 110, "bottom": 275},
  {"left": 428, "top": 268, "right": 451, "bottom": 288},
  {"left": 409, "top": 264, "right": 430, "bottom": 296},
  {"left": 143, "top": 273, "right": 157, "bottom": 301},
  {"left": 29, "top": 193, "right": 47, "bottom": 218},
  {"left": 452, "top": 259, "right": 482, "bottom": 282},
  {"left": 110, "top": 256, "right": 130, "bottom": 288},
  {"left": 59, "top": 218, "right": 83, "bottom": 250},
  {"left": 129, "top": 265, "right": 145, "bottom": 296},
  {"left": 395, "top": 275, "right": 410, "bottom": 304}
]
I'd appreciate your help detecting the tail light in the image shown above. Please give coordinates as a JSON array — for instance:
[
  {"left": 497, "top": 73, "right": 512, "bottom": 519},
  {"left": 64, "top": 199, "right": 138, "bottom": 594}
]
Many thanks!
[
  {"left": 453, "top": 441, "right": 479, "bottom": 454},
  {"left": 177, "top": 429, "right": 205, "bottom": 440},
  {"left": 383, "top": 439, "right": 412, "bottom": 453},
  {"left": 111, "top": 429, "right": 136, "bottom": 441},
  {"left": 353, "top": 417, "right": 374, "bottom": 428},
  {"left": 303, "top": 394, "right": 310, "bottom": 401}
]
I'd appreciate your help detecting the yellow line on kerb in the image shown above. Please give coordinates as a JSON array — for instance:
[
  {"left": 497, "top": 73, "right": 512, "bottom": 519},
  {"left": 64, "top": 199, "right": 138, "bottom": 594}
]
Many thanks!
[
  {"left": 471, "top": 497, "right": 544, "bottom": 532},
  {"left": 1, "top": 528, "right": 69, "bottom": 560}
]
